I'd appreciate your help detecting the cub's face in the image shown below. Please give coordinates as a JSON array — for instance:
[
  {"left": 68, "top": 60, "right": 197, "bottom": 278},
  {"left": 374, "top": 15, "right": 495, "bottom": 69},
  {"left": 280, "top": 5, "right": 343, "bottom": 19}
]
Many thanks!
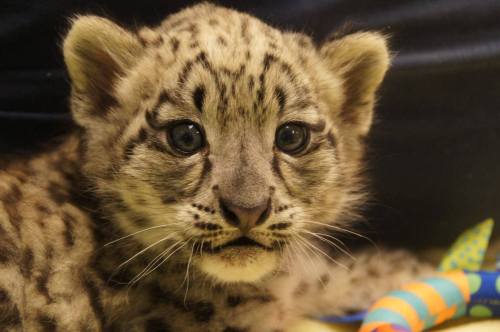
[{"left": 64, "top": 4, "right": 389, "bottom": 283}]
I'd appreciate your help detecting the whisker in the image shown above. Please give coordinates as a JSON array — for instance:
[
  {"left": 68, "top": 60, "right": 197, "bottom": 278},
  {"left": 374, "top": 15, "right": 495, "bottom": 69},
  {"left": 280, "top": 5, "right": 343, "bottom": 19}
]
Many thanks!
[
  {"left": 298, "top": 220, "right": 378, "bottom": 248},
  {"left": 129, "top": 240, "right": 189, "bottom": 286},
  {"left": 300, "top": 229, "right": 355, "bottom": 261},
  {"left": 117, "top": 232, "right": 180, "bottom": 271},
  {"left": 295, "top": 233, "right": 348, "bottom": 271},
  {"left": 104, "top": 224, "right": 173, "bottom": 247}
]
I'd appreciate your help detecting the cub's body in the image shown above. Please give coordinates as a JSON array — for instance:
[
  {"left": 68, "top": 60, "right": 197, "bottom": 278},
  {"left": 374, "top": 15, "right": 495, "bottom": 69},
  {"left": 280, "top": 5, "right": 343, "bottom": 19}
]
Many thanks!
[{"left": 0, "top": 4, "right": 430, "bottom": 331}]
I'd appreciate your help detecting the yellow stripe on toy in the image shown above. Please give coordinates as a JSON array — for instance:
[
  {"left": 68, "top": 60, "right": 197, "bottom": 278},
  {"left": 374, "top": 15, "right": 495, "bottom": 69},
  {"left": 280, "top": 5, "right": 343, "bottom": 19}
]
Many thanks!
[{"left": 438, "top": 219, "right": 493, "bottom": 272}]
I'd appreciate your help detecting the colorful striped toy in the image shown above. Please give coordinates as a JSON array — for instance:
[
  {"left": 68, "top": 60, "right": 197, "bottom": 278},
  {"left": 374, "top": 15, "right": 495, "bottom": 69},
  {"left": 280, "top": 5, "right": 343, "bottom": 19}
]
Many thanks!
[
  {"left": 358, "top": 219, "right": 499, "bottom": 332},
  {"left": 359, "top": 270, "right": 500, "bottom": 332}
]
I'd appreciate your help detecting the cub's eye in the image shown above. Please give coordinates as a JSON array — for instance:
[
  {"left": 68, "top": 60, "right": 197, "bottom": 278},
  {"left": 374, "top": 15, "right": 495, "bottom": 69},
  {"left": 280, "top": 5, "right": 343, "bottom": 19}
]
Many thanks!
[
  {"left": 275, "top": 122, "right": 309, "bottom": 154},
  {"left": 167, "top": 121, "right": 204, "bottom": 155}
]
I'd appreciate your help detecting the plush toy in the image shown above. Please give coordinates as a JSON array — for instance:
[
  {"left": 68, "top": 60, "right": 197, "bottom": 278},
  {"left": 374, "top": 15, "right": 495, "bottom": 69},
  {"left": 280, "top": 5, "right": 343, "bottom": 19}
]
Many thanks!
[{"left": 319, "top": 219, "right": 500, "bottom": 332}]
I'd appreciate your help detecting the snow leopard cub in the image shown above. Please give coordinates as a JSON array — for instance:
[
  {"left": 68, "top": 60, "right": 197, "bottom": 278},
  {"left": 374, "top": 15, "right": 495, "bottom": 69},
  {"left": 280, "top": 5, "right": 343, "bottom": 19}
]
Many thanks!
[{"left": 0, "top": 3, "right": 432, "bottom": 331}]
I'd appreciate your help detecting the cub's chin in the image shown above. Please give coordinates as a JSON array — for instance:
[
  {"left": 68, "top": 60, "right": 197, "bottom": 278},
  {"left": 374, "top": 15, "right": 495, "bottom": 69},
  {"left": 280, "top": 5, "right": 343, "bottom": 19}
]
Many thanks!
[{"left": 195, "top": 239, "right": 279, "bottom": 283}]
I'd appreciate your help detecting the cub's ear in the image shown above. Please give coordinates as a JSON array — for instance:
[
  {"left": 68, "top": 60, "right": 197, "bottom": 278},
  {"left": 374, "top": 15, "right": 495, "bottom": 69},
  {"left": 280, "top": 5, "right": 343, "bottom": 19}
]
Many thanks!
[
  {"left": 63, "top": 16, "right": 143, "bottom": 113},
  {"left": 320, "top": 32, "right": 390, "bottom": 136}
]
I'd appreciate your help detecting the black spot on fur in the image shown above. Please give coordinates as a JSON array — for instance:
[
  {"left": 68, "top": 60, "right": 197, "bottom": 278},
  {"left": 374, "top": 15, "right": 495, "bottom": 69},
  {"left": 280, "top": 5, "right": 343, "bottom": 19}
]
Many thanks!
[
  {"left": 36, "top": 268, "right": 52, "bottom": 302},
  {"left": 47, "top": 182, "right": 66, "bottom": 205},
  {"left": 268, "top": 222, "right": 291, "bottom": 230},
  {"left": 227, "top": 295, "right": 242, "bottom": 307},
  {"left": 61, "top": 212, "right": 75, "bottom": 246},
  {"left": 83, "top": 275, "right": 105, "bottom": 329},
  {"left": 224, "top": 327, "right": 247, "bottom": 332},
  {"left": 194, "top": 222, "right": 222, "bottom": 231},
  {"left": 192, "top": 301, "right": 215, "bottom": 322},
  {"left": 170, "top": 37, "right": 180, "bottom": 53},
  {"left": 0, "top": 289, "right": 8, "bottom": 303},
  {"left": 21, "top": 248, "right": 34, "bottom": 277},
  {"left": 193, "top": 85, "right": 205, "bottom": 112},
  {"left": 274, "top": 87, "right": 286, "bottom": 114},
  {"left": 145, "top": 318, "right": 171, "bottom": 332},
  {"left": 38, "top": 314, "right": 57, "bottom": 332},
  {"left": 178, "top": 60, "right": 194, "bottom": 86},
  {"left": 0, "top": 302, "right": 21, "bottom": 327}
]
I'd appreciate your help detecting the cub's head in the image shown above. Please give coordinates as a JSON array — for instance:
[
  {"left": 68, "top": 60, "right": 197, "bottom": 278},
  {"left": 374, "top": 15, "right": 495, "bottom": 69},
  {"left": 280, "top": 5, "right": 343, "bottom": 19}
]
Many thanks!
[{"left": 64, "top": 3, "right": 389, "bottom": 284}]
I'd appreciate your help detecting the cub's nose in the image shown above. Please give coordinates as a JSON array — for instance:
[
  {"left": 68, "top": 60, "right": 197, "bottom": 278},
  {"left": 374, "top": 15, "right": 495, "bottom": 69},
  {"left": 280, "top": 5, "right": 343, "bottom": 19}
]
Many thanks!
[{"left": 219, "top": 198, "right": 271, "bottom": 233}]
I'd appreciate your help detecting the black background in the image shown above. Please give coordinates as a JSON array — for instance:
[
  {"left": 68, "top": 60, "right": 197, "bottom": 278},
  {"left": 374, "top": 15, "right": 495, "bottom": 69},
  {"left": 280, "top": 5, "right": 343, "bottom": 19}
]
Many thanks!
[{"left": 1, "top": 0, "right": 499, "bottom": 247}]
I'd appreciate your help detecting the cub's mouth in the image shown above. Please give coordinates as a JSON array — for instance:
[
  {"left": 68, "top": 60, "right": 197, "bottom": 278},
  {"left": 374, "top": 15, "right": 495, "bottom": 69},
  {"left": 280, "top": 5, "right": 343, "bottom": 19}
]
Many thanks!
[
  {"left": 210, "top": 236, "right": 270, "bottom": 253},
  {"left": 196, "top": 236, "right": 279, "bottom": 283}
]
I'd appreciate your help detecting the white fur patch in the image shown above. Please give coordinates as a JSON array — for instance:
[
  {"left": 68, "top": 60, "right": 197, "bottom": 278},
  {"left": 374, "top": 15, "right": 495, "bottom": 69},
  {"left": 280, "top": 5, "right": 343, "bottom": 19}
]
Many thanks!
[{"left": 197, "top": 247, "right": 278, "bottom": 283}]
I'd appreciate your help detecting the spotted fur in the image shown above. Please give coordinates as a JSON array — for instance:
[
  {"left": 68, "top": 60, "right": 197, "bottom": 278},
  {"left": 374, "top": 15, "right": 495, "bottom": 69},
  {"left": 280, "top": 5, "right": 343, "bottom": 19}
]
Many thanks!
[{"left": 0, "top": 3, "right": 433, "bottom": 331}]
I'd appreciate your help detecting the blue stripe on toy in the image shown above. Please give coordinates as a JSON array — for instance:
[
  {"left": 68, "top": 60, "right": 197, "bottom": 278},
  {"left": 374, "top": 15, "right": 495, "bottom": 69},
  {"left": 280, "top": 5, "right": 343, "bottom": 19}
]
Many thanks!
[
  {"left": 425, "top": 277, "right": 465, "bottom": 307},
  {"left": 389, "top": 290, "right": 430, "bottom": 321},
  {"left": 363, "top": 308, "right": 411, "bottom": 329}
]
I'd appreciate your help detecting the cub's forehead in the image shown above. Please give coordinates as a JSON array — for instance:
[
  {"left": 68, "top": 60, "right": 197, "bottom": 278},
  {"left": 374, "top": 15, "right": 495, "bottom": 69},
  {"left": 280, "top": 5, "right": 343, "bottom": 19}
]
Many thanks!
[{"left": 135, "top": 8, "right": 321, "bottom": 125}]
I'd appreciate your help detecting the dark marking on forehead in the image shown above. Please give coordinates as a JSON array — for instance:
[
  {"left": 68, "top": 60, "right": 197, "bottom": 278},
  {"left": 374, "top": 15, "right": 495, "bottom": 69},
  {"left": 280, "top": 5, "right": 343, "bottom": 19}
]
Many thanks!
[
  {"left": 274, "top": 87, "right": 286, "bottom": 114},
  {"left": 189, "top": 41, "right": 199, "bottom": 49},
  {"left": 193, "top": 85, "right": 205, "bottom": 112},
  {"left": 208, "top": 18, "right": 219, "bottom": 26},
  {"left": 178, "top": 60, "right": 194, "bottom": 86},
  {"left": 170, "top": 37, "right": 180, "bottom": 53},
  {"left": 263, "top": 53, "right": 278, "bottom": 70},
  {"left": 36, "top": 268, "right": 52, "bottom": 302},
  {"left": 21, "top": 248, "right": 34, "bottom": 278}
]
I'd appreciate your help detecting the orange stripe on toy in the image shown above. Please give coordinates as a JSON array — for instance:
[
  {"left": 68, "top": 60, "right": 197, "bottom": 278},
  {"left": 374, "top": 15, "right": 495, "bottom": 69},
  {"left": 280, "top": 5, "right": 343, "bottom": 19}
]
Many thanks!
[
  {"left": 436, "top": 271, "right": 470, "bottom": 302},
  {"left": 359, "top": 321, "right": 388, "bottom": 332},
  {"left": 371, "top": 297, "right": 423, "bottom": 331},
  {"left": 401, "top": 282, "right": 447, "bottom": 315},
  {"left": 434, "top": 305, "right": 457, "bottom": 325}
]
